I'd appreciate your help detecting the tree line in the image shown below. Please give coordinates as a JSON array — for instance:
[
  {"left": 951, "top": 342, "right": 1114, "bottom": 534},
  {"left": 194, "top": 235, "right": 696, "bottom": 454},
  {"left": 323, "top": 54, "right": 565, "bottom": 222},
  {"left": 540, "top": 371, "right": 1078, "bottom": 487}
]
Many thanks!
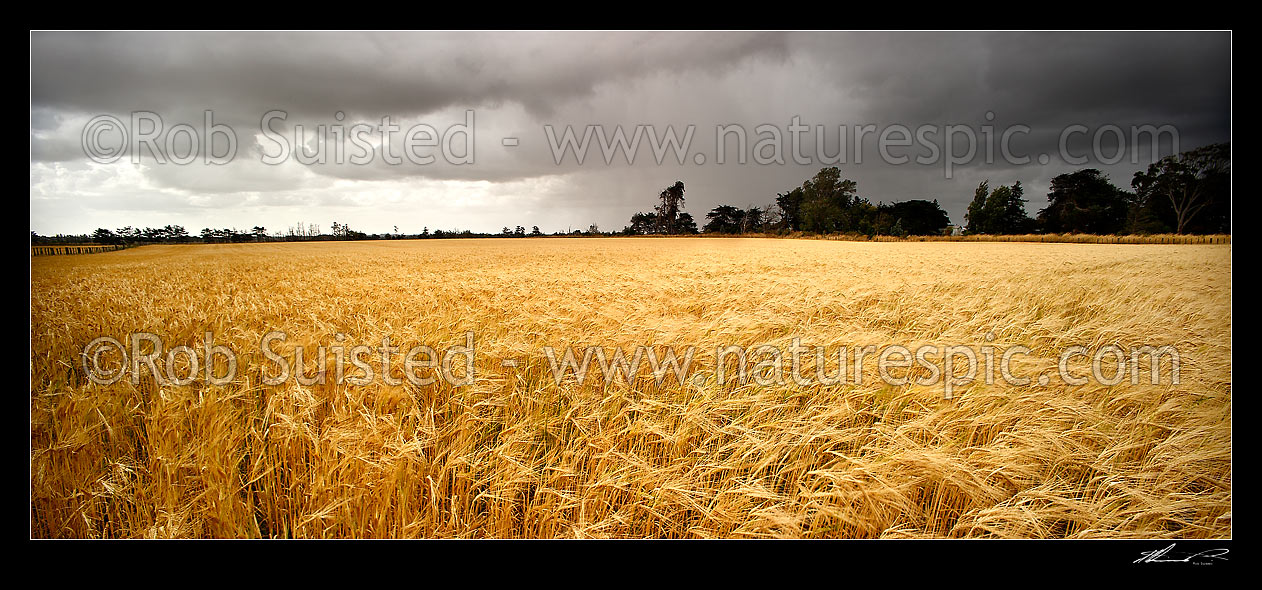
[
  {"left": 624, "top": 142, "right": 1230, "bottom": 237},
  {"left": 31, "top": 142, "right": 1229, "bottom": 245},
  {"left": 966, "top": 143, "right": 1229, "bottom": 235},
  {"left": 33, "top": 222, "right": 376, "bottom": 245},
  {"left": 624, "top": 168, "right": 955, "bottom": 237},
  {"left": 32, "top": 221, "right": 612, "bottom": 246}
]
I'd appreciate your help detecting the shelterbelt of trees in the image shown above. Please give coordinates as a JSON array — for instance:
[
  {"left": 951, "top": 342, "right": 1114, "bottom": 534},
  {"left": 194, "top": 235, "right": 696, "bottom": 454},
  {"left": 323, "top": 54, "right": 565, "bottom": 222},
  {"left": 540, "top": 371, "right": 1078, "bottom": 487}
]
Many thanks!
[
  {"left": 31, "top": 143, "right": 1228, "bottom": 246},
  {"left": 626, "top": 143, "right": 1230, "bottom": 238}
]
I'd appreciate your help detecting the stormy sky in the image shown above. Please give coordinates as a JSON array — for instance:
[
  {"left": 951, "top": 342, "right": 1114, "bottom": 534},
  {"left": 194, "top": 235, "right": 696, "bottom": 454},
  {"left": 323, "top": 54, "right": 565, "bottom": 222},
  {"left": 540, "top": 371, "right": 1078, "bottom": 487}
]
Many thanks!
[{"left": 30, "top": 31, "right": 1231, "bottom": 236}]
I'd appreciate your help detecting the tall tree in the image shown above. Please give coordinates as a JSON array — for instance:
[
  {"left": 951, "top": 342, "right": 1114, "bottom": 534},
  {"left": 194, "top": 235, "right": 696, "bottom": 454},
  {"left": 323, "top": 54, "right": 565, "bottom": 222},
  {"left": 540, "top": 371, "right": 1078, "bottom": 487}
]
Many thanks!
[
  {"left": 676, "top": 212, "right": 698, "bottom": 234},
  {"left": 654, "top": 181, "right": 687, "bottom": 235},
  {"left": 92, "top": 228, "right": 118, "bottom": 244},
  {"left": 879, "top": 200, "right": 951, "bottom": 236},
  {"left": 627, "top": 211, "right": 659, "bottom": 235},
  {"left": 966, "top": 181, "right": 1035, "bottom": 234},
  {"left": 703, "top": 205, "right": 745, "bottom": 234},
  {"left": 998, "top": 181, "right": 1035, "bottom": 234},
  {"left": 1036, "top": 169, "right": 1130, "bottom": 234},
  {"left": 799, "top": 167, "right": 858, "bottom": 233},
  {"left": 775, "top": 187, "right": 805, "bottom": 232},
  {"left": 1131, "top": 143, "right": 1230, "bottom": 234},
  {"left": 741, "top": 206, "right": 765, "bottom": 233},
  {"left": 964, "top": 181, "right": 990, "bottom": 235}
]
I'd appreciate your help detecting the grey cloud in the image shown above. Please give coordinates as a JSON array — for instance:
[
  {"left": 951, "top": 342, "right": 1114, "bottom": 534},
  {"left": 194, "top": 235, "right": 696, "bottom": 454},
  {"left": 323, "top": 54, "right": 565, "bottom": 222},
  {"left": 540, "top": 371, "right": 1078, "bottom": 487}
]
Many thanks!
[
  {"left": 31, "top": 31, "right": 789, "bottom": 119},
  {"left": 29, "top": 31, "right": 1229, "bottom": 235}
]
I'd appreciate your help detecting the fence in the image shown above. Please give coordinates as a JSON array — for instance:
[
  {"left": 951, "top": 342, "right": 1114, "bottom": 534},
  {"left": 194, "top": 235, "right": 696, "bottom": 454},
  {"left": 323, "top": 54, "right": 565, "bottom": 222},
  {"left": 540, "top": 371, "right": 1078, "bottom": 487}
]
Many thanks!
[{"left": 31, "top": 244, "right": 129, "bottom": 256}]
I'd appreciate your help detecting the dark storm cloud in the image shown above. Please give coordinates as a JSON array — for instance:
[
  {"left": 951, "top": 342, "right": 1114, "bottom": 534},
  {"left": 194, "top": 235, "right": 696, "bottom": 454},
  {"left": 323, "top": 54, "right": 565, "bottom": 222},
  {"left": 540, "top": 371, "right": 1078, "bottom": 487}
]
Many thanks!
[
  {"left": 795, "top": 32, "right": 1228, "bottom": 125},
  {"left": 787, "top": 32, "right": 1228, "bottom": 160},
  {"left": 29, "top": 31, "right": 1229, "bottom": 234},
  {"left": 31, "top": 31, "right": 790, "bottom": 119}
]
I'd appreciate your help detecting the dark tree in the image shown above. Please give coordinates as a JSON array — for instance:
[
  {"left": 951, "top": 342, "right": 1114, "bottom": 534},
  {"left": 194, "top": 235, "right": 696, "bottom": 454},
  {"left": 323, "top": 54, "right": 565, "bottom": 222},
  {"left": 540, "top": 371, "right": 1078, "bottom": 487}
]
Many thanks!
[
  {"left": 627, "top": 211, "right": 659, "bottom": 235},
  {"left": 966, "top": 181, "right": 1035, "bottom": 234},
  {"left": 799, "top": 167, "right": 859, "bottom": 233},
  {"left": 165, "top": 225, "right": 189, "bottom": 242},
  {"left": 92, "top": 228, "right": 119, "bottom": 244},
  {"left": 676, "top": 212, "right": 698, "bottom": 234},
  {"left": 741, "top": 206, "right": 765, "bottom": 233},
  {"left": 1036, "top": 169, "right": 1130, "bottom": 235},
  {"left": 703, "top": 205, "right": 745, "bottom": 234},
  {"left": 654, "top": 181, "right": 687, "bottom": 235},
  {"left": 850, "top": 199, "right": 880, "bottom": 237},
  {"left": 1131, "top": 143, "right": 1230, "bottom": 234},
  {"left": 879, "top": 200, "right": 951, "bottom": 236},
  {"left": 964, "top": 181, "right": 990, "bottom": 235},
  {"left": 775, "top": 187, "right": 804, "bottom": 232}
]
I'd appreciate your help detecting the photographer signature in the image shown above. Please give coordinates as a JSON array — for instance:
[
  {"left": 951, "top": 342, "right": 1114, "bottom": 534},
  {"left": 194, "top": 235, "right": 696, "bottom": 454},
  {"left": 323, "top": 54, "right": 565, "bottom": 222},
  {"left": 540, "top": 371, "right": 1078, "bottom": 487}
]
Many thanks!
[{"left": 1134, "top": 543, "right": 1229, "bottom": 564}]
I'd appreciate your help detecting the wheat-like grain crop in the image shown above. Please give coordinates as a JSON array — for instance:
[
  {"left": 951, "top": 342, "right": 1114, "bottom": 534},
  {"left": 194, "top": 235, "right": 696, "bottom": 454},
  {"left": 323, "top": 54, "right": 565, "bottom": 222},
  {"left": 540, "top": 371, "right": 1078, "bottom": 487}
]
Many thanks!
[{"left": 29, "top": 238, "right": 1231, "bottom": 538}]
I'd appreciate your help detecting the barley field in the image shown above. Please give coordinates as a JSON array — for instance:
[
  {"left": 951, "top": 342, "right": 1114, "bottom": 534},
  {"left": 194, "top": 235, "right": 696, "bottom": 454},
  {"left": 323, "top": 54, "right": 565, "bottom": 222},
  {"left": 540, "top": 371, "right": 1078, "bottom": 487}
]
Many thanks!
[{"left": 29, "top": 238, "right": 1232, "bottom": 538}]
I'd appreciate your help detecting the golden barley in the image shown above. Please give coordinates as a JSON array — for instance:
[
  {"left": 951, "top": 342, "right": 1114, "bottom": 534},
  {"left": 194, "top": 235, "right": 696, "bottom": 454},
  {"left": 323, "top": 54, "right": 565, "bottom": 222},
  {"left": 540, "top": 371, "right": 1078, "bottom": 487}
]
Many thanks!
[{"left": 29, "top": 238, "right": 1231, "bottom": 538}]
